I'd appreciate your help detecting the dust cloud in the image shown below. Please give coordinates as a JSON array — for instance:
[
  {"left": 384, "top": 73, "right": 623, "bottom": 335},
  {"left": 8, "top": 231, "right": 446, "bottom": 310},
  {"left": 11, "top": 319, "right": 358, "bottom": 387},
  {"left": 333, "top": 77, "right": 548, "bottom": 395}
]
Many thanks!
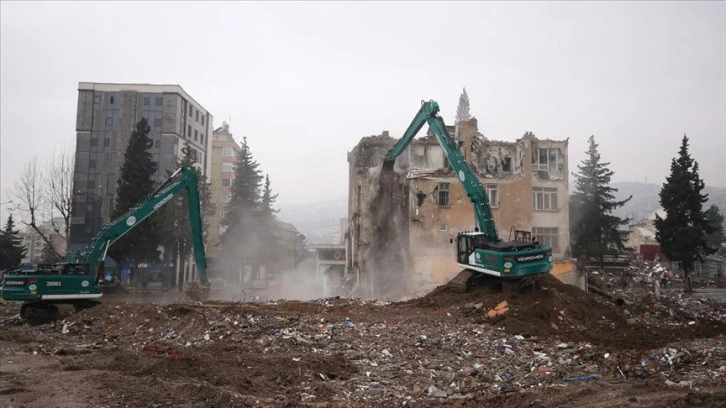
[{"left": 359, "top": 160, "right": 416, "bottom": 300}]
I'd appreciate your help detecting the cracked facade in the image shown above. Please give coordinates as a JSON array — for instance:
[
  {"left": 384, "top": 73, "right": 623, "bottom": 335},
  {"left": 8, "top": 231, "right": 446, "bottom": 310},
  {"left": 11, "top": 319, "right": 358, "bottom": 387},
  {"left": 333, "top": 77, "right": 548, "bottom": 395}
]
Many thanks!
[{"left": 347, "top": 118, "right": 570, "bottom": 298}]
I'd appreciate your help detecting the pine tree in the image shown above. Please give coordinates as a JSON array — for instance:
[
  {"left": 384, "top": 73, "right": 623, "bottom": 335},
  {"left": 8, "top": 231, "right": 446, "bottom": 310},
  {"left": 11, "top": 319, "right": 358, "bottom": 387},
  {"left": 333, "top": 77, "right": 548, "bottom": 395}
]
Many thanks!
[
  {"left": 0, "top": 215, "right": 26, "bottom": 271},
  {"left": 258, "top": 174, "right": 280, "bottom": 270},
  {"left": 704, "top": 205, "right": 724, "bottom": 253},
  {"left": 108, "top": 118, "right": 162, "bottom": 266},
  {"left": 260, "top": 174, "right": 279, "bottom": 219},
  {"left": 221, "top": 137, "right": 263, "bottom": 271},
  {"left": 655, "top": 135, "right": 716, "bottom": 293},
  {"left": 571, "top": 135, "right": 631, "bottom": 268},
  {"left": 455, "top": 87, "right": 471, "bottom": 124}
]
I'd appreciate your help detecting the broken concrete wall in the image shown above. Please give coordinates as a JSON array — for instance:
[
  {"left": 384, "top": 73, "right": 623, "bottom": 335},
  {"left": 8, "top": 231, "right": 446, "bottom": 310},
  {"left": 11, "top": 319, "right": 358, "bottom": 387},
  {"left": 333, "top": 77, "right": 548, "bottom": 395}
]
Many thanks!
[
  {"left": 524, "top": 133, "right": 570, "bottom": 258},
  {"left": 348, "top": 119, "right": 571, "bottom": 298},
  {"left": 347, "top": 132, "right": 413, "bottom": 299}
]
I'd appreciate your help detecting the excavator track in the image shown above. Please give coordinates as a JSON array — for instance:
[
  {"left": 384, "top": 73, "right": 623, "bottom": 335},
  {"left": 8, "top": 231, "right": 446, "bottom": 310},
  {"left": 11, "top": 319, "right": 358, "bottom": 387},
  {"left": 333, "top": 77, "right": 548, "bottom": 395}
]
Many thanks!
[
  {"left": 446, "top": 269, "right": 545, "bottom": 294},
  {"left": 446, "top": 269, "right": 476, "bottom": 293},
  {"left": 20, "top": 302, "right": 59, "bottom": 322}
]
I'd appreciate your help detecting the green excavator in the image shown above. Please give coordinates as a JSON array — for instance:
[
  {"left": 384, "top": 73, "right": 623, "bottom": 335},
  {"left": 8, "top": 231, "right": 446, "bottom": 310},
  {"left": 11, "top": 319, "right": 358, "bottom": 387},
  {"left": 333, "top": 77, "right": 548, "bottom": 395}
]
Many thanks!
[
  {"left": 0, "top": 166, "right": 210, "bottom": 320},
  {"left": 383, "top": 100, "right": 553, "bottom": 291}
]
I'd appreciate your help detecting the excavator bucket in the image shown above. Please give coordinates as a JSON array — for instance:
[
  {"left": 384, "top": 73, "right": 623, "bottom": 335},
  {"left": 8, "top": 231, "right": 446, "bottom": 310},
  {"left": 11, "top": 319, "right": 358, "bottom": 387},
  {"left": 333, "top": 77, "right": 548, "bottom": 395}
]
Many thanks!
[{"left": 184, "top": 282, "right": 210, "bottom": 302}]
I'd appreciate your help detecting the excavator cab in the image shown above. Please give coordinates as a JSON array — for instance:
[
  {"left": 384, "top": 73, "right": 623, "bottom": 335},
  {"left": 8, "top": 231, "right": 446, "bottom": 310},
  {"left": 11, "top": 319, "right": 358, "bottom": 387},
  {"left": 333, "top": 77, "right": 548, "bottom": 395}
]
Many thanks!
[{"left": 457, "top": 234, "right": 473, "bottom": 263}]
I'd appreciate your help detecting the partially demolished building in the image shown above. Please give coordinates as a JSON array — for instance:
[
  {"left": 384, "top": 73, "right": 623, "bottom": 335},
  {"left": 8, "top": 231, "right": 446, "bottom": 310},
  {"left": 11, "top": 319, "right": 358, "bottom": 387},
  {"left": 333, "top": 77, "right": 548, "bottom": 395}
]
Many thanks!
[{"left": 346, "top": 118, "right": 570, "bottom": 298}]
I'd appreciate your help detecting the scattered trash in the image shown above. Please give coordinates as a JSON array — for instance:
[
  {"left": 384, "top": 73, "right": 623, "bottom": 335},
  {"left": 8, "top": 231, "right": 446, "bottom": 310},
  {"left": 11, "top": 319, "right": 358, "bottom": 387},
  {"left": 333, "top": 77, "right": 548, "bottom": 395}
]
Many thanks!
[
  {"left": 142, "top": 344, "right": 182, "bottom": 360},
  {"left": 563, "top": 374, "right": 599, "bottom": 382}
]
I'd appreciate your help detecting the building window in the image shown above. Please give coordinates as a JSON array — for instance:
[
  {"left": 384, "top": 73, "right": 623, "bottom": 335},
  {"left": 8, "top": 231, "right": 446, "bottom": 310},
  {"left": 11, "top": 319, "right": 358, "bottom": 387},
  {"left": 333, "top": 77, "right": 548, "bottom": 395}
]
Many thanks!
[
  {"left": 438, "top": 183, "right": 450, "bottom": 207},
  {"left": 486, "top": 184, "right": 498, "bottom": 208},
  {"left": 187, "top": 125, "right": 191, "bottom": 138},
  {"left": 105, "top": 117, "right": 113, "bottom": 127},
  {"left": 220, "top": 207, "right": 227, "bottom": 219},
  {"left": 156, "top": 96, "right": 163, "bottom": 106},
  {"left": 200, "top": 133, "right": 204, "bottom": 145},
  {"left": 189, "top": 106, "right": 193, "bottom": 117},
  {"left": 154, "top": 118, "right": 162, "bottom": 129},
  {"left": 89, "top": 159, "right": 97, "bottom": 168},
  {"left": 533, "top": 187, "right": 558, "bottom": 211},
  {"left": 144, "top": 96, "right": 150, "bottom": 106},
  {"left": 94, "top": 94, "right": 101, "bottom": 104},
  {"left": 222, "top": 163, "right": 233, "bottom": 172},
  {"left": 223, "top": 147, "right": 234, "bottom": 157},
  {"left": 532, "top": 147, "right": 564, "bottom": 178},
  {"left": 103, "top": 138, "right": 110, "bottom": 147},
  {"left": 90, "top": 137, "right": 98, "bottom": 147},
  {"left": 201, "top": 116, "right": 205, "bottom": 126},
  {"left": 221, "top": 193, "right": 231, "bottom": 204},
  {"left": 110, "top": 96, "right": 114, "bottom": 104},
  {"left": 532, "top": 227, "right": 559, "bottom": 252},
  {"left": 196, "top": 111, "right": 199, "bottom": 122},
  {"left": 221, "top": 178, "right": 231, "bottom": 187},
  {"left": 194, "top": 129, "right": 198, "bottom": 141}
]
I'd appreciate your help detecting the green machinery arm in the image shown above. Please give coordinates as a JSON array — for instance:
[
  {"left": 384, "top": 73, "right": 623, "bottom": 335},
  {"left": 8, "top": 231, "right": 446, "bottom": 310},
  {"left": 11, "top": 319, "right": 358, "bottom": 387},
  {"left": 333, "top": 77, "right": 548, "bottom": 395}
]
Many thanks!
[
  {"left": 70, "top": 166, "right": 208, "bottom": 285},
  {"left": 383, "top": 100, "right": 500, "bottom": 242}
]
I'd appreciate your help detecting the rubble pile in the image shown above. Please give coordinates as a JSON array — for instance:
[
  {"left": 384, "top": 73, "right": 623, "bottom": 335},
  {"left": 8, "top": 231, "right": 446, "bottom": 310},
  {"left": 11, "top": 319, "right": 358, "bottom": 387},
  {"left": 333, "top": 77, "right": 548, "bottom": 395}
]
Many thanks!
[
  {"left": 1, "top": 272, "right": 725, "bottom": 407},
  {"left": 587, "top": 260, "right": 725, "bottom": 327}
]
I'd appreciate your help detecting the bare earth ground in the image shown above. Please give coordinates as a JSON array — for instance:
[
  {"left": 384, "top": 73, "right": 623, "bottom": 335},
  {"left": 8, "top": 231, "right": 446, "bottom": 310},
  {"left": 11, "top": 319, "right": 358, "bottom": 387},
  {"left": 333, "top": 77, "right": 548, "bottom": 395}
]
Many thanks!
[{"left": 1, "top": 275, "right": 725, "bottom": 407}]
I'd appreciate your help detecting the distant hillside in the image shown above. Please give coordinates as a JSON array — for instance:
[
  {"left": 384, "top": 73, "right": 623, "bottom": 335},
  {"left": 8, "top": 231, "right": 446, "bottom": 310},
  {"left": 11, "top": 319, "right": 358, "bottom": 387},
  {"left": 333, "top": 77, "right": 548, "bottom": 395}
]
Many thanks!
[
  {"left": 607, "top": 182, "right": 726, "bottom": 225},
  {"left": 277, "top": 196, "right": 348, "bottom": 245}
]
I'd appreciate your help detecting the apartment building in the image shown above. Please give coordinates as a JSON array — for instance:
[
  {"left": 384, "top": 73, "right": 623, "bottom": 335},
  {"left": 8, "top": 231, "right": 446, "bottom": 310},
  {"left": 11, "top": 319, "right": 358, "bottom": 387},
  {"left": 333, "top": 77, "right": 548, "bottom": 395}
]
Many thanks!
[
  {"left": 207, "top": 122, "right": 241, "bottom": 261},
  {"left": 347, "top": 118, "right": 570, "bottom": 298},
  {"left": 69, "top": 82, "right": 213, "bottom": 248},
  {"left": 21, "top": 220, "right": 67, "bottom": 264}
]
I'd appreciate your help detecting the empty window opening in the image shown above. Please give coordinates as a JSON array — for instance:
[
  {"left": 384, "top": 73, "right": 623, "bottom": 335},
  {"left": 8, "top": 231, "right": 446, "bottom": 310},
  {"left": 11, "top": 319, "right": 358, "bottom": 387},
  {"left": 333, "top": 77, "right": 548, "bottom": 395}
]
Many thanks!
[
  {"left": 438, "top": 183, "right": 450, "bottom": 207},
  {"left": 502, "top": 157, "right": 512, "bottom": 173},
  {"left": 532, "top": 147, "right": 563, "bottom": 177},
  {"left": 486, "top": 184, "right": 498, "bottom": 208},
  {"left": 533, "top": 187, "right": 558, "bottom": 211},
  {"left": 532, "top": 227, "right": 559, "bottom": 252}
]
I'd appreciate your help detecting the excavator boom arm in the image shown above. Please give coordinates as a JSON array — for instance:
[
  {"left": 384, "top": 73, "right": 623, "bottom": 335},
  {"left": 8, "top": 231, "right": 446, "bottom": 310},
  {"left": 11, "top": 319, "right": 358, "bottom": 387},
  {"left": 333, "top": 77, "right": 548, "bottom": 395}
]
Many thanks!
[
  {"left": 82, "top": 166, "right": 208, "bottom": 284},
  {"left": 383, "top": 100, "right": 499, "bottom": 241}
]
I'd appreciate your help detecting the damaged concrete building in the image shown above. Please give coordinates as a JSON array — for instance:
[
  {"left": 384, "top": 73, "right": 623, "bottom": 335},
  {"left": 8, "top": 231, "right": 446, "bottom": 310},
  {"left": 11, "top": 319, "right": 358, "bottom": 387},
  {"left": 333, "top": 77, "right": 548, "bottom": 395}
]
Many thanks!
[{"left": 347, "top": 118, "right": 570, "bottom": 299}]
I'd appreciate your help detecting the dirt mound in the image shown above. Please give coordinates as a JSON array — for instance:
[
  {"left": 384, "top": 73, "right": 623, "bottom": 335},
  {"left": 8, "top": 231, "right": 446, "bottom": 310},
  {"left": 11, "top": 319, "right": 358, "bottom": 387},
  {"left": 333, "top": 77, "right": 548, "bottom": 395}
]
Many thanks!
[{"left": 401, "top": 275, "right": 725, "bottom": 350}]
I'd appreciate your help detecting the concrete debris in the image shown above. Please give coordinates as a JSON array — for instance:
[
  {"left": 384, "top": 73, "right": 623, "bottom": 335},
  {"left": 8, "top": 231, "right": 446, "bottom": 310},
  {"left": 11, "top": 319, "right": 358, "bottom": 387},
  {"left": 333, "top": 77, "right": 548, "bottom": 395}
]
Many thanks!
[{"left": 1, "top": 268, "right": 724, "bottom": 407}]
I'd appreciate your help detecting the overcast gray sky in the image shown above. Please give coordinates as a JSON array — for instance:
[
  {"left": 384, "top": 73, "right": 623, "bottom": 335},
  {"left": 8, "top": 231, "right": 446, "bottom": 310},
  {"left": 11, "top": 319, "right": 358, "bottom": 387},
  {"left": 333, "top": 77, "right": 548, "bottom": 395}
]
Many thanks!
[{"left": 1, "top": 1, "right": 725, "bottom": 223}]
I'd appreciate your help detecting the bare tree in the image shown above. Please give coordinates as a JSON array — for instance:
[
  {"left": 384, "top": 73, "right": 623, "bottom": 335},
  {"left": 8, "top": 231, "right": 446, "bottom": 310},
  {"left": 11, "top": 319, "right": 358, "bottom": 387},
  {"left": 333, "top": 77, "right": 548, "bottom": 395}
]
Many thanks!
[
  {"left": 45, "top": 147, "right": 75, "bottom": 244},
  {"left": 14, "top": 147, "right": 75, "bottom": 261}
]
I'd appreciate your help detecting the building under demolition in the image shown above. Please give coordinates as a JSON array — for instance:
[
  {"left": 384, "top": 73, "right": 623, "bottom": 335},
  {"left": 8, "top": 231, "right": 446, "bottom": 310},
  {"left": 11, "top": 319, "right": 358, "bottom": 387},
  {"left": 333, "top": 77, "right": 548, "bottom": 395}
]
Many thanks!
[{"left": 346, "top": 118, "right": 569, "bottom": 299}]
